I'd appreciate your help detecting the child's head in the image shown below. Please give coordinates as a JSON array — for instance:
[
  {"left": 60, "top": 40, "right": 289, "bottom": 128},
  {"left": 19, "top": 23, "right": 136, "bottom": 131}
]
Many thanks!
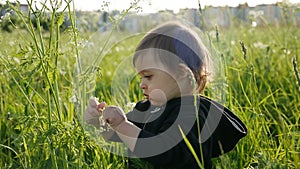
[{"left": 133, "top": 21, "right": 213, "bottom": 104}]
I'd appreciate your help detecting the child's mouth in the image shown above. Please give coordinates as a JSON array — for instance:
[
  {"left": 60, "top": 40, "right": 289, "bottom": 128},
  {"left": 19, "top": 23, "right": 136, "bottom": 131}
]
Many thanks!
[{"left": 144, "top": 94, "right": 149, "bottom": 100}]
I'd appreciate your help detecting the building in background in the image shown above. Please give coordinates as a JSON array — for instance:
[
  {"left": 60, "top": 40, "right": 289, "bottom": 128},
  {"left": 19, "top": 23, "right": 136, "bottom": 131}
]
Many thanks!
[
  {"left": 1, "top": 1, "right": 299, "bottom": 32},
  {"left": 0, "top": 1, "right": 28, "bottom": 17}
]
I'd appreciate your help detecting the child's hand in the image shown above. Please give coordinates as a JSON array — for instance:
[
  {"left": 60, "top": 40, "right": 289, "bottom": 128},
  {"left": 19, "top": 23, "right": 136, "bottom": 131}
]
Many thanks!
[
  {"left": 103, "top": 106, "right": 127, "bottom": 130},
  {"left": 103, "top": 106, "right": 141, "bottom": 152},
  {"left": 84, "top": 97, "right": 106, "bottom": 128}
]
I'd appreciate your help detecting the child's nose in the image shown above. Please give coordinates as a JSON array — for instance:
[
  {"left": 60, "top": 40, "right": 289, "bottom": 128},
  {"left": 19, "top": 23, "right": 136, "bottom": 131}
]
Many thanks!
[{"left": 140, "top": 81, "right": 147, "bottom": 89}]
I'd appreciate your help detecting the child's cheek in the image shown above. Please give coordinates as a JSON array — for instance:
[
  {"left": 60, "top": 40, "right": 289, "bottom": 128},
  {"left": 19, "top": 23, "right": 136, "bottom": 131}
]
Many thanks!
[{"left": 149, "top": 89, "right": 167, "bottom": 106}]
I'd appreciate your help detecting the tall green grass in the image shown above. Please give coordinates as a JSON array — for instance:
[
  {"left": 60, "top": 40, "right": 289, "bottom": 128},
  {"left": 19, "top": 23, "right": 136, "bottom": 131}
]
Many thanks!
[
  {"left": 0, "top": 1, "right": 299, "bottom": 169},
  {"left": 0, "top": 0, "right": 126, "bottom": 168}
]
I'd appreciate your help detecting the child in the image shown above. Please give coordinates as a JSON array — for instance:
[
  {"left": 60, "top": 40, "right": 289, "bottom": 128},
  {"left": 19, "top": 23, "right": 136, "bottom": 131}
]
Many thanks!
[{"left": 84, "top": 21, "right": 247, "bottom": 169}]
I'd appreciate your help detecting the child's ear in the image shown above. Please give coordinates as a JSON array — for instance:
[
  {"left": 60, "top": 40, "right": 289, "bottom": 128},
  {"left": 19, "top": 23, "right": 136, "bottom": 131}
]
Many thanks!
[{"left": 177, "top": 63, "right": 190, "bottom": 79}]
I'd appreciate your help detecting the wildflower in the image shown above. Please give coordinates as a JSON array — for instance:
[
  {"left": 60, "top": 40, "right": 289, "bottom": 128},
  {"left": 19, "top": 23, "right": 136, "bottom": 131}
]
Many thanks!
[
  {"left": 0, "top": 11, "right": 11, "bottom": 23},
  {"left": 253, "top": 41, "right": 268, "bottom": 49},
  {"left": 13, "top": 57, "right": 20, "bottom": 64},
  {"left": 60, "top": 69, "right": 66, "bottom": 75},
  {"left": 115, "top": 46, "right": 120, "bottom": 52},
  {"left": 106, "top": 71, "right": 112, "bottom": 76},
  {"left": 283, "top": 49, "right": 291, "bottom": 55},
  {"left": 9, "top": 41, "right": 15, "bottom": 46},
  {"left": 249, "top": 10, "right": 264, "bottom": 19},
  {"left": 2, "top": 12, "right": 11, "bottom": 20},
  {"left": 126, "top": 102, "right": 136, "bottom": 110},
  {"left": 69, "top": 95, "right": 78, "bottom": 103}
]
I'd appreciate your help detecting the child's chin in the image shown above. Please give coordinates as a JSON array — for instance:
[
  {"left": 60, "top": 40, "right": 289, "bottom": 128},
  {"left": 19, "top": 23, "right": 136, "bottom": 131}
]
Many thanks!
[{"left": 149, "top": 99, "right": 166, "bottom": 107}]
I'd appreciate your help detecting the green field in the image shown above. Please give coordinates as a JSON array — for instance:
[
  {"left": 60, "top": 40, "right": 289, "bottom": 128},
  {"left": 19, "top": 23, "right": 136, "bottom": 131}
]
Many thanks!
[{"left": 0, "top": 1, "right": 299, "bottom": 169}]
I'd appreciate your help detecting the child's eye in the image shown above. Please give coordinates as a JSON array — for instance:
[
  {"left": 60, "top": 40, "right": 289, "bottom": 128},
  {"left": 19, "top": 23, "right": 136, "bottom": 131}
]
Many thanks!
[{"left": 144, "top": 75, "right": 152, "bottom": 79}]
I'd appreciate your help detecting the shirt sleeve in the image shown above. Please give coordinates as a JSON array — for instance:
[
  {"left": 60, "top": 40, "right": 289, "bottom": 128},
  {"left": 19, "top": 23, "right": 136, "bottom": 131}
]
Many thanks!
[{"left": 104, "top": 130, "right": 121, "bottom": 142}]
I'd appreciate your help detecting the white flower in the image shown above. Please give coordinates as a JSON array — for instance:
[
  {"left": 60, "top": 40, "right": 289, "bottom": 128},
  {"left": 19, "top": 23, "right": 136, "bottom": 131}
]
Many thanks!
[
  {"left": 126, "top": 102, "right": 136, "bottom": 110},
  {"left": 249, "top": 10, "right": 264, "bottom": 19},
  {"left": 69, "top": 95, "right": 78, "bottom": 103},
  {"left": 13, "top": 57, "right": 20, "bottom": 64},
  {"left": 9, "top": 41, "right": 15, "bottom": 46},
  {"left": 253, "top": 41, "right": 268, "bottom": 49},
  {"left": 1, "top": 12, "right": 11, "bottom": 21},
  {"left": 283, "top": 49, "right": 291, "bottom": 55},
  {"left": 106, "top": 71, "right": 112, "bottom": 76},
  {"left": 60, "top": 69, "right": 66, "bottom": 75}
]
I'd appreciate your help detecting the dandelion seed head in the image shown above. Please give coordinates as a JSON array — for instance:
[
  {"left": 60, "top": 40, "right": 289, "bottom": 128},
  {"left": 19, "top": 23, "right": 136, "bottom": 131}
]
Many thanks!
[{"left": 69, "top": 95, "right": 78, "bottom": 103}]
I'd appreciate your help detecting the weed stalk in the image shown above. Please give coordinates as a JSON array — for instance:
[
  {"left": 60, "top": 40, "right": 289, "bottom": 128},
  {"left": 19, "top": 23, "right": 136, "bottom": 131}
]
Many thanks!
[
  {"left": 240, "top": 41, "right": 247, "bottom": 60},
  {"left": 292, "top": 56, "right": 300, "bottom": 91}
]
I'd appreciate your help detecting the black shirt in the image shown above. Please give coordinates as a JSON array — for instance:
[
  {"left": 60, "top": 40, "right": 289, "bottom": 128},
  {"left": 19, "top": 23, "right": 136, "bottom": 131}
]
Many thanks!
[{"left": 112, "top": 95, "right": 247, "bottom": 169}]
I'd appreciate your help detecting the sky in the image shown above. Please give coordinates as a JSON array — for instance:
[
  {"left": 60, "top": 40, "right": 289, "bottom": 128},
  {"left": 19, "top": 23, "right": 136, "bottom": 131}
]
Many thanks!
[
  {"left": 72, "top": 0, "right": 300, "bottom": 13},
  {"left": 7, "top": 0, "right": 300, "bottom": 13}
]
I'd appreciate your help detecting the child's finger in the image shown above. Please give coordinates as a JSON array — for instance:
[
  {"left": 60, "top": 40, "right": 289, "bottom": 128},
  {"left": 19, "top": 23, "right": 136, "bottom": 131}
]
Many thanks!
[
  {"left": 103, "top": 106, "right": 125, "bottom": 128},
  {"left": 86, "top": 105, "right": 100, "bottom": 116},
  {"left": 98, "top": 102, "right": 106, "bottom": 110},
  {"left": 89, "top": 97, "right": 99, "bottom": 108}
]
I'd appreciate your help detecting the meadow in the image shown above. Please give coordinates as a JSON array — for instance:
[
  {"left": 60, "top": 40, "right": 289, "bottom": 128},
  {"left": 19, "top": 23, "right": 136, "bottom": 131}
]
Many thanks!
[{"left": 0, "top": 1, "right": 299, "bottom": 168}]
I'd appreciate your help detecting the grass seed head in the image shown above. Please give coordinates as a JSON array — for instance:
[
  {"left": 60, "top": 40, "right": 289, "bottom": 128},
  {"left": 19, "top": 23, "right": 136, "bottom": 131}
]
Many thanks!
[
  {"left": 292, "top": 56, "right": 300, "bottom": 91},
  {"left": 240, "top": 41, "right": 247, "bottom": 60}
]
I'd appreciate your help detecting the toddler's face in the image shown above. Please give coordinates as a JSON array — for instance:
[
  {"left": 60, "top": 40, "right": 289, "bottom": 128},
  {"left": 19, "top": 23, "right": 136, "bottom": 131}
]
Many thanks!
[{"left": 135, "top": 54, "right": 181, "bottom": 106}]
